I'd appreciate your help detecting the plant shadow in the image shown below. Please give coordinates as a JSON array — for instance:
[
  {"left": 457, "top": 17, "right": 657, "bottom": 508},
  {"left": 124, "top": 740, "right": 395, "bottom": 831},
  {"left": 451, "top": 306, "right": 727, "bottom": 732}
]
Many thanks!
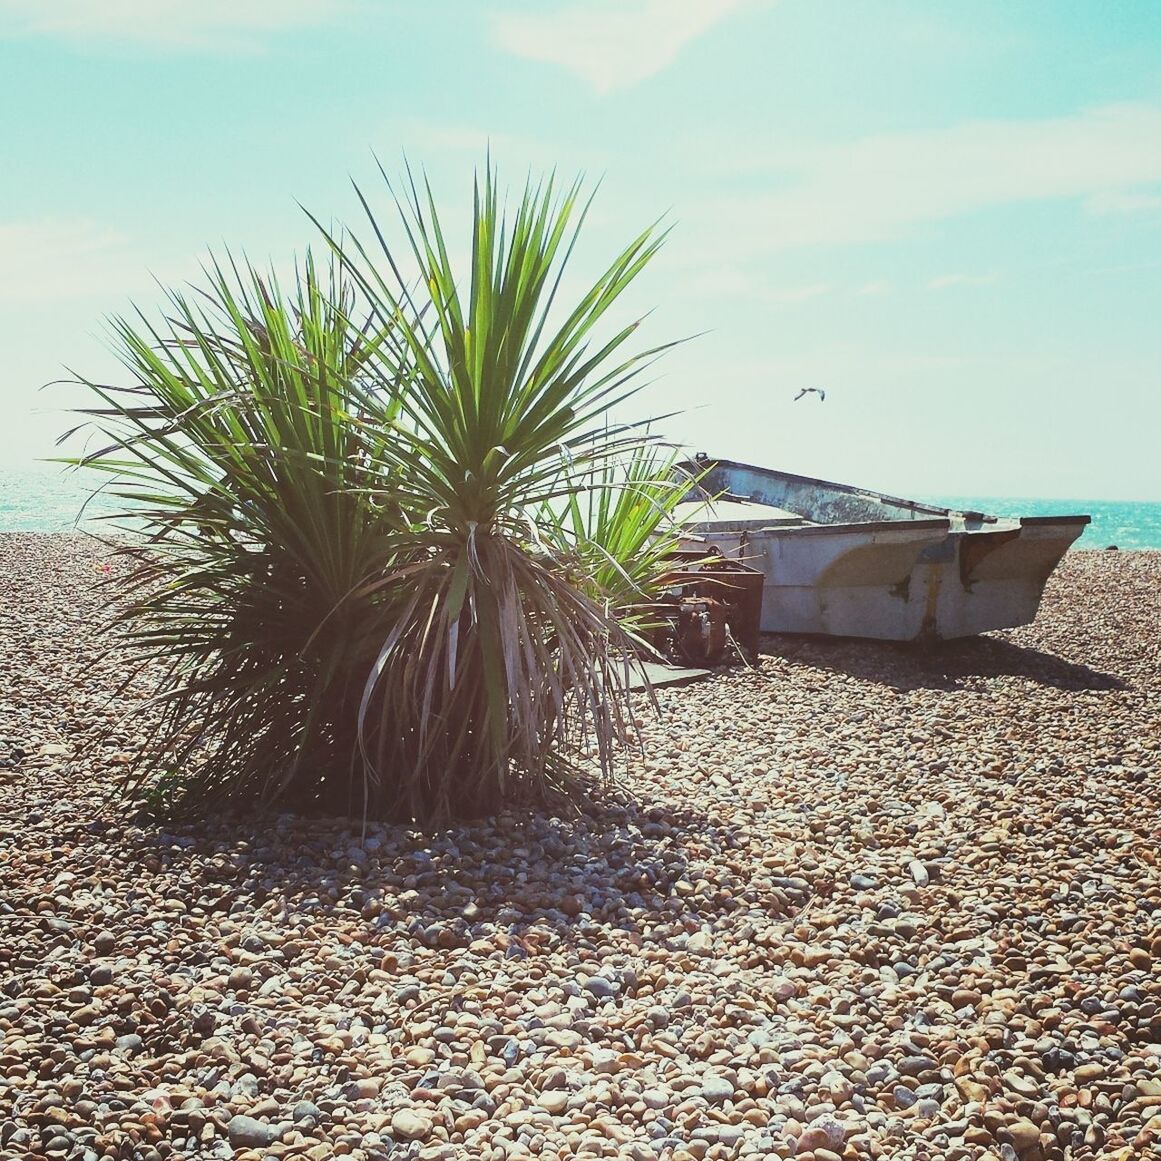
[
  {"left": 760, "top": 632, "right": 1128, "bottom": 694},
  {"left": 61, "top": 790, "right": 808, "bottom": 978}
]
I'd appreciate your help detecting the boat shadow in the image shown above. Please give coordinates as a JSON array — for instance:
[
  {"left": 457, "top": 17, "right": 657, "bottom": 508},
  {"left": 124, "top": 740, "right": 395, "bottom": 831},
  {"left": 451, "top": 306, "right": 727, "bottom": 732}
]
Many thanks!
[{"left": 760, "top": 632, "right": 1128, "bottom": 693}]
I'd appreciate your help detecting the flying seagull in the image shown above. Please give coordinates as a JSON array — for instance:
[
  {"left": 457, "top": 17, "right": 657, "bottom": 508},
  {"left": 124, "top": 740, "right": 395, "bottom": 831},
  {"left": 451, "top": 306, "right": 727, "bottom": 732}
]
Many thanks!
[{"left": 793, "top": 387, "right": 826, "bottom": 402}]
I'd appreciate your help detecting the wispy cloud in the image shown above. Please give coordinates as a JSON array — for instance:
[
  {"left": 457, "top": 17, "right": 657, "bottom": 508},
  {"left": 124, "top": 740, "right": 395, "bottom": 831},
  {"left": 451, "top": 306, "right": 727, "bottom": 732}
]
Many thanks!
[
  {"left": 0, "top": 219, "right": 198, "bottom": 306},
  {"left": 1086, "top": 189, "right": 1161, "bottom": 215},
  {"left": 0, "top": 0, "right": 348, "bottom": 50},
  {"left": 684, "top": 103, "right": 1161, "bottom": 255},
  {"left": 491, "top": 0, "right": 755, "bottom": 94},
  {"left": 927, "top": 272, "right": 997, "bottom": 290},
  {"left": 671, "top": 264, "right": 831, "bottom": 305},
  {"left": 382, "top": 118, "right": 581, "bottom": 175},
  {"left": 0, "top": 220, "right": 138, "bottom": 303},
  {"left": 769, "top": 283, "right": 831, "bottom": 303}
]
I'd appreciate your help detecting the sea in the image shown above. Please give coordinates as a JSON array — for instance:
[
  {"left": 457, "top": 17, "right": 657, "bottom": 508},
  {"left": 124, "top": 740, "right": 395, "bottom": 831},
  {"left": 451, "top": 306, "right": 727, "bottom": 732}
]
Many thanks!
[
  {"left": 2, "top": 463, "right": 1160, "bottom": 550},
  {"left": 925, "top": 495, "right": 1161, "bottom": 552}
]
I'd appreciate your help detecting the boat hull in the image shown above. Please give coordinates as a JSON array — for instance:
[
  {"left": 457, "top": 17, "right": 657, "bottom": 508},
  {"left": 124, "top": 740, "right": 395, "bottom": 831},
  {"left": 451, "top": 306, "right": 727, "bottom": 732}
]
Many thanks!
[{"left": 683, "top": 459, "right": 1090, "bottom": 642}]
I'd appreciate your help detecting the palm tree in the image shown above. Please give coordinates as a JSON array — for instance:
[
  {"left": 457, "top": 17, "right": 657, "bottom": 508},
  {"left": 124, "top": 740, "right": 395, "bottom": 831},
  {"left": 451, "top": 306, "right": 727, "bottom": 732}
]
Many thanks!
[{"left": 67, "top": 161, "right": 686, "bottom": 822}]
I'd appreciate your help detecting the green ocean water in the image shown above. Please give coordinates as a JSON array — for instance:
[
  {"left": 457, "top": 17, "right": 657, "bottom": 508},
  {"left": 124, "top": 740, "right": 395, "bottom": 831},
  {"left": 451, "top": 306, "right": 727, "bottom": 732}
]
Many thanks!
[{"left": 2, "top": 464, "right": 1159, "bottom": 549}]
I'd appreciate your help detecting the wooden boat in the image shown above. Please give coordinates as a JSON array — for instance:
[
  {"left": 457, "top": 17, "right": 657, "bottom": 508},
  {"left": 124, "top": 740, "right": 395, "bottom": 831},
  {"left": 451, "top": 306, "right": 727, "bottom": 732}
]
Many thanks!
[{"left": 678, "top": 456, "right": 1089, "bottom": 642}]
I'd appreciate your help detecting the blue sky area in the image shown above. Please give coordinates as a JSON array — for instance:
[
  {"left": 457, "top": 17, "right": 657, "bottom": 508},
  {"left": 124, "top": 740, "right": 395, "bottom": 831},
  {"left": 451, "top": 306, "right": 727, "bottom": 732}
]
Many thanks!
[{"left": 2, "top": 0, "right": 1159, "bottom": 500}]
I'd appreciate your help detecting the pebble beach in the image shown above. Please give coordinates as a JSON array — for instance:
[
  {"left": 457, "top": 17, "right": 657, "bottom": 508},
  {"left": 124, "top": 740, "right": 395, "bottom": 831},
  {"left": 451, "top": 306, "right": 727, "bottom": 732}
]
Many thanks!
[{"left": 1, "top": 534, "right": 1159, "bottom": 1161}]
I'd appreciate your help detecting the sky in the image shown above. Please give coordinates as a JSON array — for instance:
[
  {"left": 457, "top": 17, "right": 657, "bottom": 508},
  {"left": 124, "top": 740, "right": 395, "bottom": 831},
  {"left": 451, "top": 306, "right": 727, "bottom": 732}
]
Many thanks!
[{"left": 2, "top": 0, "right": 1159, "bottom": 502}]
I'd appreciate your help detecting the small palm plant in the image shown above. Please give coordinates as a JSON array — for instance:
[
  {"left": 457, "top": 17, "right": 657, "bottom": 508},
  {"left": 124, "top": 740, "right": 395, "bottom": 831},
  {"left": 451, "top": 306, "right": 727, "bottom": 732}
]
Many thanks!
[
  {"left": 68, "top": 162, "right": 687, "bottom": 821},
  {"left": 545, "top": 443, "right": 692, "bottom": 631},
  {"left": 67, "top": 253, "right": 407, "bottom": 814}
]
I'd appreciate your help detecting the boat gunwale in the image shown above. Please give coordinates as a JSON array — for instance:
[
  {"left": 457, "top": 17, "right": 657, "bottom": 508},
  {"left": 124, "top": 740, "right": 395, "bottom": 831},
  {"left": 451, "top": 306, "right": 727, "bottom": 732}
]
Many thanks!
[
  {"left": 682, "top": 456, "right": 1092, "bottom": 540},
  {"left": 689, "top": 516, "right": 952, "bottom": 537},
  {"left": 684, "top": 456, "right": 995, "bottom": 522},
  {"left": 1019, "top": 514, "right": 1092, "bottom": 527}
]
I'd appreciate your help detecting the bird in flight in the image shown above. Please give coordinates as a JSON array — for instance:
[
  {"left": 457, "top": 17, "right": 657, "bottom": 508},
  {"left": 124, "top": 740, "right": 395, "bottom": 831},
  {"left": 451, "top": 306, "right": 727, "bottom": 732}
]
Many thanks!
[{"left": 793, "top": 387, "right": 826, "bottom": 402}]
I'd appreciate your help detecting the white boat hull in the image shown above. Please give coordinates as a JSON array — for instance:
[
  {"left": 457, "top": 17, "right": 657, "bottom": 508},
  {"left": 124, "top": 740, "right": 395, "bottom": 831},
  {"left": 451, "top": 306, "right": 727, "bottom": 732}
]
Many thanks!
[{"left": 682, "top": 459, "right": 1089, "bottom": 642}]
